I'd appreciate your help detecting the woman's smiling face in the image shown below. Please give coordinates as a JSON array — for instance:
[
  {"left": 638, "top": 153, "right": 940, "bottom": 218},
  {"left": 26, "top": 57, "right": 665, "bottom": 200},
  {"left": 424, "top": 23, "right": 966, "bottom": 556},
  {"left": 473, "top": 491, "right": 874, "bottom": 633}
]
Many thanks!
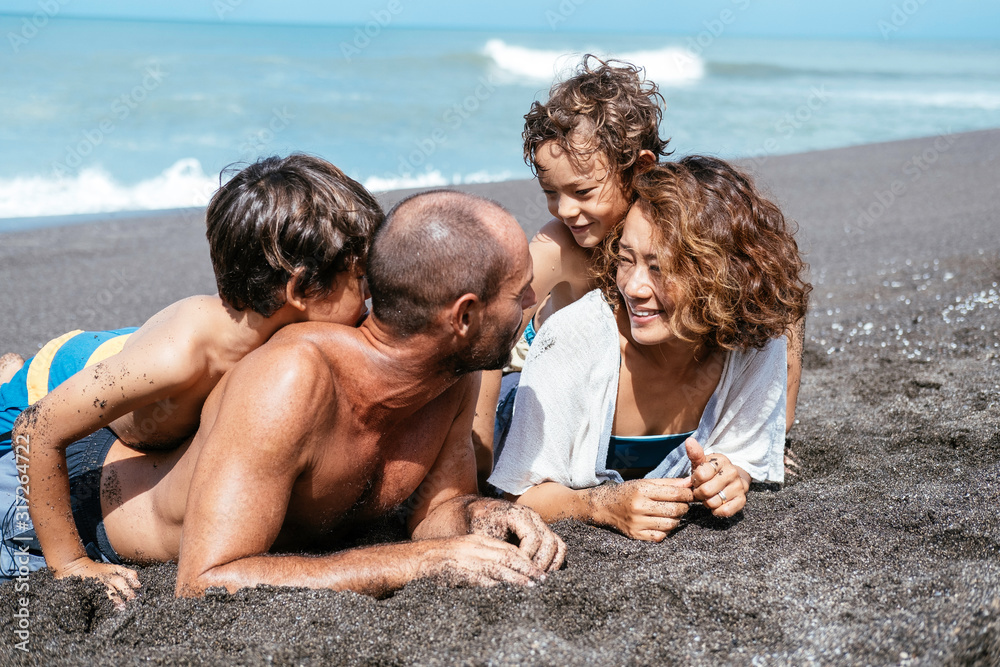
[{"left": 615, "top": 204, "right": 685, "bottom": 346}]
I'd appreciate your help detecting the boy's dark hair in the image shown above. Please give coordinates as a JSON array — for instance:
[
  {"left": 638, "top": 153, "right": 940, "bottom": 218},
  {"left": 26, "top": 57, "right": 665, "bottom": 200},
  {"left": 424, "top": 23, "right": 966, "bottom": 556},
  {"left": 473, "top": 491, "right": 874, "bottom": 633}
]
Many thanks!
[
  {"left": 523, "top": 54, "right": 670, "bottom": 191},
  {"left": 206, "top": 154, "right": 383, "bottom": 317},
  {"left": 367, "top": 190, "right": 511, "bottom": 337}
]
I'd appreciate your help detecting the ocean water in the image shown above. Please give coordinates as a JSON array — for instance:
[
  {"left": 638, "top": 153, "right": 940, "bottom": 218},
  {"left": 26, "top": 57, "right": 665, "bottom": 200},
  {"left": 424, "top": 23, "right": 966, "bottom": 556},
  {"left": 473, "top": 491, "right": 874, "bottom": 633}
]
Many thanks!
[{"left": 1, "top": 16, "right": 999, "bottom": 222}]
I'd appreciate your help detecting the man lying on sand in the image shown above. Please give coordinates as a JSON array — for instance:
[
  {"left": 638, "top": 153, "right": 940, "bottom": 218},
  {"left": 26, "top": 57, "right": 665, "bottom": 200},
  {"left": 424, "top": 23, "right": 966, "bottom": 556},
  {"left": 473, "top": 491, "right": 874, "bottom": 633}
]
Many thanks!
[
  {"left": 10, "top": 190, "right": 565, "bottom": 602},
  {"left": 0, "top": 155, "right": 381, "bottom": 586}
]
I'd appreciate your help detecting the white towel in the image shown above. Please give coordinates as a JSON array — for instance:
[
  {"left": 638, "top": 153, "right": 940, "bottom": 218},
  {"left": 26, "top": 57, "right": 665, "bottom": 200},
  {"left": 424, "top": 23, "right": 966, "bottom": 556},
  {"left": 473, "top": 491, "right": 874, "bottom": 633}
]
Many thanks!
[{"left": 489, "top": 290, "right": 787, "bottom": 496}]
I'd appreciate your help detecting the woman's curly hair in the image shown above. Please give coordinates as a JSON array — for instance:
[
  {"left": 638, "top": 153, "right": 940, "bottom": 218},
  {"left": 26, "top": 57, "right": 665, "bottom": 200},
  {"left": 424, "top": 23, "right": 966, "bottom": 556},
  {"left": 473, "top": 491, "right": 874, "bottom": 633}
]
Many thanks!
[
  {"left": 523, "top": 54, "right": 670, "bottom": 192},
  {"left": 594, "top": 156, "right": 811, "bottom": 351}
]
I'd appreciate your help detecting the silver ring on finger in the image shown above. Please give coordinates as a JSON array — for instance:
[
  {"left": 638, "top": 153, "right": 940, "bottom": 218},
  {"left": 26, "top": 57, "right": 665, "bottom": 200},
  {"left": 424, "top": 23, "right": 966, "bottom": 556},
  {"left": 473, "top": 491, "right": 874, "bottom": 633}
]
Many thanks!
[{"left": 718, "top": 489, "right": 728, "bottom": 502}]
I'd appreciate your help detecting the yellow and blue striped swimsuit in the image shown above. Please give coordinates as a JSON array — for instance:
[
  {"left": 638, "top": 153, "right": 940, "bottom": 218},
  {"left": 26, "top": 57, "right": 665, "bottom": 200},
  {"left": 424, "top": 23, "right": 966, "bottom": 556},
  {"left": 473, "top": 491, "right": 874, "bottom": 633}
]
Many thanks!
[{"left": 0, "top": 328, "right": 137, "bottom": 451}]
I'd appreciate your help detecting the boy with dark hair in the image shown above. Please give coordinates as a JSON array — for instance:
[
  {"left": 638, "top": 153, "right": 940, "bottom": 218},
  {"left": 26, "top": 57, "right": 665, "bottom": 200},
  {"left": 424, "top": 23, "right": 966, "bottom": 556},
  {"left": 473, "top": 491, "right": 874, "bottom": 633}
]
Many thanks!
[{"left": 0, "top": 154, "right": 382, "bottom": 595}]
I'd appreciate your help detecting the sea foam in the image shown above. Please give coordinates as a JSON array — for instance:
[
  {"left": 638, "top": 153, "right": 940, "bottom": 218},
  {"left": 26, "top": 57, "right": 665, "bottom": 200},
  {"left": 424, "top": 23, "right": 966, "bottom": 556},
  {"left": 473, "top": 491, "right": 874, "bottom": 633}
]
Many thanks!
[
  {"left": 483, "top": 39, "right": 704, "bottom": 86},
  {"left": 0, "top": 159, "right": 220, "bottom": 219},
  {"left": 0, "top": 160, "right": 518, "bottom": 220},
  {"left": 363, "top": 169, "right": 515, "bottom": 193}
]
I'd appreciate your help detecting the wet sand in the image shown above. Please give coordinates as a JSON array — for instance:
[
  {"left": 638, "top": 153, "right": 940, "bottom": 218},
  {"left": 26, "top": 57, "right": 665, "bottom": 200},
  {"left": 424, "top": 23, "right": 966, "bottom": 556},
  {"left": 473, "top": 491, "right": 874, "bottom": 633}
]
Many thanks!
[{"left": 1, "top": 130, "right": 998, "bottom": 665}]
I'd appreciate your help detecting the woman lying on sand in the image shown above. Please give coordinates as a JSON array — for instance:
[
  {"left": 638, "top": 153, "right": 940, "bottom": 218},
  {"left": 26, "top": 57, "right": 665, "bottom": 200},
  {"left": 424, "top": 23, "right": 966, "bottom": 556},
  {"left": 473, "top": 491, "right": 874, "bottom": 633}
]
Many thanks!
[{"left": 488, "top": 156, "right": 811, "bottom": 541}]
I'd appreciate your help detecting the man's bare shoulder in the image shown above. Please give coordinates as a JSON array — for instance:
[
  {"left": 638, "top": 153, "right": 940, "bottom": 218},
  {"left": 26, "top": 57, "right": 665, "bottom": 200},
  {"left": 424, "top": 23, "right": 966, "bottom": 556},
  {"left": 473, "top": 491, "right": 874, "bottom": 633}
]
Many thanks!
[
  {"left": 240, "top": 322, "right": 355, "bottom": 378},
  {"left": 266, "top": 321, "right": 361, "bottom": 360},
  {"left": 203, "top": 325, "right": 358, "bottom": 452},
  {"left": 232, "top": 322, "right": 366, "bottom": 404}
]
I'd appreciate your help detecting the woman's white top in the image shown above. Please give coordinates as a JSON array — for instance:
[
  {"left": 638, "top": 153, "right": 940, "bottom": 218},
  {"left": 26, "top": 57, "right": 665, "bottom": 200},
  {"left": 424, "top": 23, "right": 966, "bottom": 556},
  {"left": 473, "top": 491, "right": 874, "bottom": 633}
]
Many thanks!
[{"left": 489, "top": 290, "right": 787, "bottom": 496}]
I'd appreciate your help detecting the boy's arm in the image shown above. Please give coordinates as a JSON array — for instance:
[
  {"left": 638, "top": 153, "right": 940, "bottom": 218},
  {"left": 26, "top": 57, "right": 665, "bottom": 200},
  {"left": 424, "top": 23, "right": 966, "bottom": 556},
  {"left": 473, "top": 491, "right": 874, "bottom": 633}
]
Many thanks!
[
  {"left": 471, "top": 370, "right": 501, "bottom": 490},
  {"left": 20, "top": 323, "right": 207, "bottom": 597}
]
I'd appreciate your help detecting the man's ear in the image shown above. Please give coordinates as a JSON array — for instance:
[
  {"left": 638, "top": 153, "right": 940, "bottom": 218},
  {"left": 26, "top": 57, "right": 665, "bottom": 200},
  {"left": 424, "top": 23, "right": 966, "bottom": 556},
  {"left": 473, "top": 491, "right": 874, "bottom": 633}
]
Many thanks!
[{"left": 448, "top": 293, "right": 483, "bottom": 338}]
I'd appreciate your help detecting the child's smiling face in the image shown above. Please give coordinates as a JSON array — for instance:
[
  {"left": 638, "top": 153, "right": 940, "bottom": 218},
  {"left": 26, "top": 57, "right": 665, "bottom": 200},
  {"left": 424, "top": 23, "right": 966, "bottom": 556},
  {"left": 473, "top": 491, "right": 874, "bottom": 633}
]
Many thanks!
[{"left": 534, "top": 139, "right": 631, "bottom": 249}]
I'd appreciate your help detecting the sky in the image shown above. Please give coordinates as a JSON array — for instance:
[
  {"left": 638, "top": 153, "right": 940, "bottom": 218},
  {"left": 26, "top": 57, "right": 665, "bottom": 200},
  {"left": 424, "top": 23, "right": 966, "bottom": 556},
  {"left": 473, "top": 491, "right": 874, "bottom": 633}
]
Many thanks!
[{"left": 2, "top": 0, "right": 999, "bottom": 40}]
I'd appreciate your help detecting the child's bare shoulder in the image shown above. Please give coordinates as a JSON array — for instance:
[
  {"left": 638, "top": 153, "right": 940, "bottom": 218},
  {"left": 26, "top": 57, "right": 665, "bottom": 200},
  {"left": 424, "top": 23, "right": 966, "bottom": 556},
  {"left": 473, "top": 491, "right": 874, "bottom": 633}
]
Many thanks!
[
  {"left": 530, "top": 219, "right": 593, "bottom": 284},
  {"left": 134, "top": 295, "right": 228, "bottom": 340},
  {"left": 127, "top": 295, "right": 239, "bottom": 368}
]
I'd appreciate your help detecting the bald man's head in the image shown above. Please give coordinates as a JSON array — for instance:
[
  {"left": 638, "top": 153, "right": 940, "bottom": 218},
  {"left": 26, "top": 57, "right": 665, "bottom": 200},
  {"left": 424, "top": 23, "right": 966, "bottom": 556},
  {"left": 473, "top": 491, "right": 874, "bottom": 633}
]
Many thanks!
[{"left": 367, "top": 190, "right": 521, "bottom": 337}]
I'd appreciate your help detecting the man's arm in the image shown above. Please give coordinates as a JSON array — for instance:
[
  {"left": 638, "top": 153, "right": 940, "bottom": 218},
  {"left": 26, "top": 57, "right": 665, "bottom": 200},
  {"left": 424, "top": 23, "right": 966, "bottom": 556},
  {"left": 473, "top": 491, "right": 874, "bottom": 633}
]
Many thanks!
[
  {"left": 407, "top": 377, "right": 565, "bottom": 573},
  {"left": 174, "top": 343, "right": 554, "bottom": 597}
]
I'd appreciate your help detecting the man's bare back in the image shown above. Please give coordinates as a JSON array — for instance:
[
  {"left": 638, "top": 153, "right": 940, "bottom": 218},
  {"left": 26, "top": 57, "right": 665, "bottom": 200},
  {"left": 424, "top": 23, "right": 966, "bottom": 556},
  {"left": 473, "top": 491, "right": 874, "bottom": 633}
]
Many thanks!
[
  {"left": 88, "top": 190, "right": 563, "bottom": 599},
  {"left": 101, "top": 322, "right": 476, "bottom": 563}
]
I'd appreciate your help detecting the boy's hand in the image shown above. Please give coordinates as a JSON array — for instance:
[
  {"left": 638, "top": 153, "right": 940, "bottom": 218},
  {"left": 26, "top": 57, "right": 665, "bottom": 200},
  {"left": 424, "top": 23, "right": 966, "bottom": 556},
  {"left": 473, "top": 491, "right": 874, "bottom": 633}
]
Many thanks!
[{"left": 57, "top": 557, "right": 141, "bottom": 608}]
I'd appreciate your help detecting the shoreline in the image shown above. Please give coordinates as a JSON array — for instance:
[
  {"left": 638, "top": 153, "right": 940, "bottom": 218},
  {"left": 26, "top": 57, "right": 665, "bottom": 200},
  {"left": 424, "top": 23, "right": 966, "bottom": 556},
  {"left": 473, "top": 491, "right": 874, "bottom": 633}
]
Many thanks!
[
  {"left": 3, "top": 127, "right": 997, "bottom": 237},
  {"left": 3, "top": 127, "right": 999, "bottom": 358}
]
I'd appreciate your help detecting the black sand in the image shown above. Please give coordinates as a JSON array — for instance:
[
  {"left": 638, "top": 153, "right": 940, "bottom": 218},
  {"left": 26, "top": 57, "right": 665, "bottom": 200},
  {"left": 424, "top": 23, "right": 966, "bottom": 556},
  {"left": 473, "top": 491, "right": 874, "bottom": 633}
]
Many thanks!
[{"left": 1, "top": 130, "right": 998, "bottom": 665}]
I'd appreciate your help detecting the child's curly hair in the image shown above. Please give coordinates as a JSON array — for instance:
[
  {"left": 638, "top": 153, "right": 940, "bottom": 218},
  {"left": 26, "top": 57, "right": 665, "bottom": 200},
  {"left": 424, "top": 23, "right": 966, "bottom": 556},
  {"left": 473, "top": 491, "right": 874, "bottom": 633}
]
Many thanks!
[
  {"left": 523, "top": 54, "right": 670, "bottom": 191},
  {"left": 594, "top": 156, "right": 811, "bottom": 351}
]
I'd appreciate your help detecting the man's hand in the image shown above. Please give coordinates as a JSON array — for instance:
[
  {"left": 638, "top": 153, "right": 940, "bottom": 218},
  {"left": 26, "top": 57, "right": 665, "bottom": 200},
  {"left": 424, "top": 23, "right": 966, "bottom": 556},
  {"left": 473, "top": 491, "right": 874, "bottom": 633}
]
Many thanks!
[
  {"left": 56, "top": 557, "right": 141, "bottom": 609},
  {"left": 414, "top": 534, "right": 550, "bottom": 587},
  {"left": 687, "top": 438, "right": 750, "bottom": 518},
  {"left": 590, "top": 478, "right": 694, "bottom": 542},
  {"left": 466, "top": 498, "right": 566, "bottom": 573}
]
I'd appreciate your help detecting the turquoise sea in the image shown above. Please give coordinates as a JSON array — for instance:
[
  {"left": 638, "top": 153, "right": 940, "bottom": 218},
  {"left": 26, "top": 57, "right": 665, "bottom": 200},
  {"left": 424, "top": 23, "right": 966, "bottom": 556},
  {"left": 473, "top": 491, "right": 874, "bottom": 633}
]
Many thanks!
[{"left": 1, "top": 16, "right": 999, "bottom": 221}]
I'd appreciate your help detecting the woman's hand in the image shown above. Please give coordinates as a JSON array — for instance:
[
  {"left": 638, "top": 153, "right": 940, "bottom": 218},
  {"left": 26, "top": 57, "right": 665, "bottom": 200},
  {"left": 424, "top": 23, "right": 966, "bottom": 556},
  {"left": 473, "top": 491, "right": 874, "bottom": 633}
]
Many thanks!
[
  {"left": 591, "top": 478, "right": 694, "bottom": 542},
  {"left": 56, "top": 557, "right": 141, "bottom": 609},
  {"left": 686, "top": 438, "right": 750, "bottom": 517}
]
